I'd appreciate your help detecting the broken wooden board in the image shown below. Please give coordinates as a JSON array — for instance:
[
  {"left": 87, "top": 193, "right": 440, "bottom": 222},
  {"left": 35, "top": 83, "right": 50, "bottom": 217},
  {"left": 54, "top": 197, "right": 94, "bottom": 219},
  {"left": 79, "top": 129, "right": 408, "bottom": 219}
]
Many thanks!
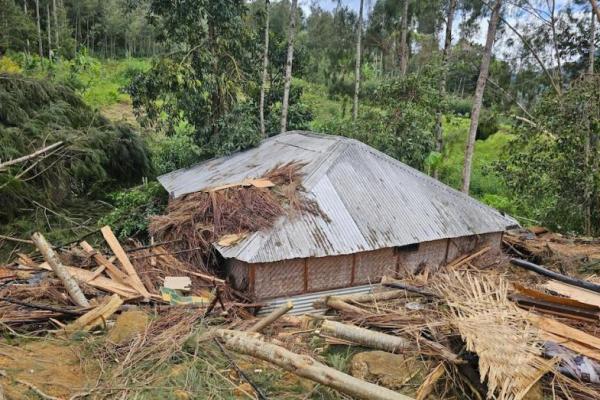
[
  {"left": 101, "top": 226, "right": 151, "bottom": 300},
  {"left": 80, "top": 240, "right": 130, "bottom": 284},
  {"left": 217, "top": 233, "right": 247, "bottom": 247},
  {"left": 528, "top": 314, "right": 600, "bottom": 352},
  {"left": 64, "top": 294, "right": 123, "bottom": 333},
  {"left": 544, "top": 280, "right": 600, "bottom": 308},
  {"left": 206, "top": 178, "right": 275, "bottom": 192},
  {"left": 38, "top": 262, "right": 140, "bottom": 298}
]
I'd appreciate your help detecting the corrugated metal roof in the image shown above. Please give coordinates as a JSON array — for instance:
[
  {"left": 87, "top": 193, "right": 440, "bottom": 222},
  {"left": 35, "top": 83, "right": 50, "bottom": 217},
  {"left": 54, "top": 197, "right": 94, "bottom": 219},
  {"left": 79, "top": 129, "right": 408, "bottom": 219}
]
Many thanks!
[{"left": 158, "top": 131, "right": 518, "bottom": 263}]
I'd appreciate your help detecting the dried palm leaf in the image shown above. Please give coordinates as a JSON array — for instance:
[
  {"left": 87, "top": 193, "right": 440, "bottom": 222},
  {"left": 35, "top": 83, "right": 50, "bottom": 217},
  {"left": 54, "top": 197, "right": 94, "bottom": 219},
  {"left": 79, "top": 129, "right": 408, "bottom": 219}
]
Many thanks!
[{"left": 435, "top": 271, "right": 554, "bottom": 400}]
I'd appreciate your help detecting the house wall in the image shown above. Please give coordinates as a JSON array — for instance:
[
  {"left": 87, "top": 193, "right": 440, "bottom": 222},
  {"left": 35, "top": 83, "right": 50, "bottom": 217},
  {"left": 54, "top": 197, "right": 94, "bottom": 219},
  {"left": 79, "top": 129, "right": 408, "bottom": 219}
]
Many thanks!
[{"left": 227, "top": 232, "right": 503, "bottom": 299}]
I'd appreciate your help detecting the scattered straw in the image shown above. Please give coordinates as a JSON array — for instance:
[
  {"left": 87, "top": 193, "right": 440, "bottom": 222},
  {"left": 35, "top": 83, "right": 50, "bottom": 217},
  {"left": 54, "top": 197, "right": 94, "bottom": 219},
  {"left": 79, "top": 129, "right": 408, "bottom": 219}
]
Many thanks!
[{"left": 435, "top": 272, "right": 554, "bottom": 400}]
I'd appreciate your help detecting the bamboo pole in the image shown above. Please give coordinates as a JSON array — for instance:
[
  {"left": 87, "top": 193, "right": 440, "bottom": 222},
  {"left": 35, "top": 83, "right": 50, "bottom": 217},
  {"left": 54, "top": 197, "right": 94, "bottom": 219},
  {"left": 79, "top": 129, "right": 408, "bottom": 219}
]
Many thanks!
[
  {"left": 31, "top": 232, "right": 90, "bottom": 307},
  {"left": 215, "top": 329, "right": 413, "bottom": 400},
  {"left": 247, "top": 301, "right": 293, "bottom": 333},
  {"left": 320, "top": 320, "right": 410, "bottom": 353}
]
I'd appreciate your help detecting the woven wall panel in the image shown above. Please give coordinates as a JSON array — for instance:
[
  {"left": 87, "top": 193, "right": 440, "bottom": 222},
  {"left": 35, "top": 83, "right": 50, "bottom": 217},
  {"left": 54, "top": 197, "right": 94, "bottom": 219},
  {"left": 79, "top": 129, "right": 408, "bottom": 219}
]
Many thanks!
[
  {"left": 255, "top": 259, "right": 304, "bottom": 299},
  {"left": 447, "top": 235, "right": 477, "bottom": 263},
  {"left": 447, "top": 232, "right": 502, "bottom": 263},
  {"left": 307, "top": 254, "right": 352, "bottom": 292},
  {"left": 397, "top": 239, "right": 448, "bottom": 275},
  {"left": 354, "top": 248, "right": 396, "bottom": 284},
  {"left": 227, "top": 259, "right": 249, "bottom": 291}
]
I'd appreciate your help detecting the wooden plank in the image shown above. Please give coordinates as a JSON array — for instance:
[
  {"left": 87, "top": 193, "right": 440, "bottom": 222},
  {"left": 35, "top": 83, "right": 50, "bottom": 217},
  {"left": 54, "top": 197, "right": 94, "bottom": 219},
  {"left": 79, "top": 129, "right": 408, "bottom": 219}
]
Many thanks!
[
  {"left": 64, "top": 294, "right": 123, "bottom": 333},
  {"left": 38, "top": 262, "right": 139, "bottom": 298},
  {"left": 528, "top": 314, "right": 600, "bottom": 351},
  {"left": 80, "top": 240, "right": 130, "bottom": 284},
  {"left": 513, "top": 283, "right": 600, "bottom": 311},
  {"left": 540, "top": 331, "right": 600, "bottom": 361},
  {"left": 446, "top": 246, "right": 490, "bottom": 269},
  {"left": 544, "top": 280, "right": 600, "bottom": 308},
  {"left": 101, "top": 226, "right": 150, "bottom": 300}
]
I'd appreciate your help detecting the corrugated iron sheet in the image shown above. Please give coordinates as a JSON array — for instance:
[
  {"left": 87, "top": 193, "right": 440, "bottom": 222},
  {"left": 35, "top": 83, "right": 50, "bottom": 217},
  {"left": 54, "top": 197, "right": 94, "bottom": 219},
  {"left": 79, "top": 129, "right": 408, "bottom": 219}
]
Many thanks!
[
  {"left": 257, "top": 284, "right": 378, "bottom": 316},
  {"left": 158, "top": 131, "right": 518, "bottom": 263}
]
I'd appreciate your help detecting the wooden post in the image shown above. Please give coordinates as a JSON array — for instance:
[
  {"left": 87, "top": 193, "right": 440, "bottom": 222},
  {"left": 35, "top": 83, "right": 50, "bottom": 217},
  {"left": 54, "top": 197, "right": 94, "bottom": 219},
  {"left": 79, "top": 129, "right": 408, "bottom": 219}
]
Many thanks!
[
  {"left": 247, "top": 301, "right": 293, "bottom": 333},
  {"left": 31, "top": 232, "right": 90, "bottom": 307},
  {"left": 216, "top": 329, "right": 413, "bottom": 400}
]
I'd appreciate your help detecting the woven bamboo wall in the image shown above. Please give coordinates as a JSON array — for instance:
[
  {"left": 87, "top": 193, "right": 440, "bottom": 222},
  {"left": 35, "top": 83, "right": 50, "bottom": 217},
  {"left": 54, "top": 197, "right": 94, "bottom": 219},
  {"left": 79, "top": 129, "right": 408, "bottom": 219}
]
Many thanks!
[
  {"left": 253, "top": 259, "right": 305, "bottom": 299},
  {"left": 397, "top": 239, "right": 448, "bottom": 275},
  {"left": 354, "top": 248, "right": 396, "bottom": 284},
  {"left": 307, "top": 254, "right": 353, "bottom": 291},
  {"left": 230, "top": 232, "right": 504, "bottom": 299}
]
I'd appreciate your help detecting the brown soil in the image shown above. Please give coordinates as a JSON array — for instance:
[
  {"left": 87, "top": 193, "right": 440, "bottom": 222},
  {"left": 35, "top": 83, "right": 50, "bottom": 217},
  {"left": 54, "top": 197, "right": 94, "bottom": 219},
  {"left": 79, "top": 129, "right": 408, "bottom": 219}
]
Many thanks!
[
  {"left": 0, "top": 339, "right": 97, "bottom": 399},
  {"left": 107, "top": 310, "right": 149, "bottom": 345}
]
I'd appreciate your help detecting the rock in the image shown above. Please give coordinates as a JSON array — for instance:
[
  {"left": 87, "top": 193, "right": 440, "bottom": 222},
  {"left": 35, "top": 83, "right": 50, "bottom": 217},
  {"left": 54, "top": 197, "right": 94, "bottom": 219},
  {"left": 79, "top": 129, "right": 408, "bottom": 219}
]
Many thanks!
[
  {"left": 349, "top": 351, "right": 426, "bottom": 389},
  {"left": 107, "top": 310, "right": 149, "bottom": 344}
]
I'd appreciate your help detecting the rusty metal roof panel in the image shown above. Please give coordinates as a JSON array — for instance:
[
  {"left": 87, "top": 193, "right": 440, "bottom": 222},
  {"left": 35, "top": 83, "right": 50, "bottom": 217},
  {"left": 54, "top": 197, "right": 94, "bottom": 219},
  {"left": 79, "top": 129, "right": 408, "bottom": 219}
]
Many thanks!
[{"left": 157, "top": 131, "right": 518, "bottom": 263}]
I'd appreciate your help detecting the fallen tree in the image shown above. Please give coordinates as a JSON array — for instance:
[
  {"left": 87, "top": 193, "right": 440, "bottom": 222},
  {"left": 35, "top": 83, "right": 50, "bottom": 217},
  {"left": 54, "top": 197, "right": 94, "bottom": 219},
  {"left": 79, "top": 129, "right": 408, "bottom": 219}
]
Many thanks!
[{"left": 214, "top": 329, "right": 413, "bottom": 400}]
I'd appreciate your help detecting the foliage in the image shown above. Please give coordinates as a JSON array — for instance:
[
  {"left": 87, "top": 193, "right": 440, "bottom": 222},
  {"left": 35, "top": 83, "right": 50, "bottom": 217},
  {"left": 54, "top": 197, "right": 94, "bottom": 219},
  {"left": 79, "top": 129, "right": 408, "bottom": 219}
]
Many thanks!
[
  {"left": 447, "top": 96, "right": 473, "bottom": 116},
  {"left": 476, "top": 110, "right": 500, "bottom": 140},
  {"left": 498, "top": 76, "right": 600, "bottom": 234},
  {"left": 0, "top": 56, "right": 22, "bottom": 74},
  {"left": 99, "top": 182, "right": 167, "bottom": 240},
  {"left": 0, "top": 74, "right": 151, "bottom": 223}
]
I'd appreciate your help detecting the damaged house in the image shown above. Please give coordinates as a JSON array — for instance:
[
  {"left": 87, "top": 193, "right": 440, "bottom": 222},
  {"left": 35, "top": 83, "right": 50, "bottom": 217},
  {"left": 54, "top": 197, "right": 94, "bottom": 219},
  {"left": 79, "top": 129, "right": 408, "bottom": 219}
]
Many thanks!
[{"left": 157, "top": 131, "right": 518, "bottom": 303}]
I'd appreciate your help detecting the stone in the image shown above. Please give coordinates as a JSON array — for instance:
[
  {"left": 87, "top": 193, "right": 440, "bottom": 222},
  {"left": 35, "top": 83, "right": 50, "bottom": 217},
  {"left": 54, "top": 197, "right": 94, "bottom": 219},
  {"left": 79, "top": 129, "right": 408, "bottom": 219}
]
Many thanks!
[
  {"left": 107, "top": 310, "right": 149, "bottom": 345},
  {"left": 349, "top": 351, "right": 426, "bottom": 389}
]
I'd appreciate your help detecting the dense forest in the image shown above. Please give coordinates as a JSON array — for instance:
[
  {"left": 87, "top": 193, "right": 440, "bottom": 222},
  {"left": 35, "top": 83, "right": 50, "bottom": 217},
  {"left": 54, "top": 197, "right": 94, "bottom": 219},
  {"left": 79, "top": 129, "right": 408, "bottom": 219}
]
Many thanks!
[{"left": 1, "top": 0, "right": 599, "bottom": 260}]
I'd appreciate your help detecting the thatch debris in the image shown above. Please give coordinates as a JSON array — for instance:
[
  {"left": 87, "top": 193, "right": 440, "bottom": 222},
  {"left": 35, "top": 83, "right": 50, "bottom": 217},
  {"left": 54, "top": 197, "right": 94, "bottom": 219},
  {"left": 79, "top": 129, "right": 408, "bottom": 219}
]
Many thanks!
[{"left": 149, "top": 161, "right": 322, "bottom": 269}]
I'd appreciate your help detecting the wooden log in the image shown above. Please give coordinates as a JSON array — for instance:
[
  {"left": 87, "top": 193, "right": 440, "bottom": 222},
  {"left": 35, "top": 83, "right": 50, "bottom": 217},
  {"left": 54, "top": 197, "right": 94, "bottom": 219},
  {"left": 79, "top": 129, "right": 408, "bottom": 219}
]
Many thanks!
[
  {"left": 325, "top": 296, "right": 372, "bottom": 315},
  {"left": 320, "top": 320, "right": 410, "bottom": 353},
  {"left": 314, "top": 289, "right": 414, "bottom": 309},
  {"left": 416, "top": 363, "right": 445, "bottom": 400},
  {"left": 510, "top": 258, "right": 600, "bottom": 293},
  {"left": 247, "top": 301, "right": 293, "bottom": 333},
  {"left": 31, "top": 232, "right": 90, "bottom": 307},
  {"left": 64, "top": 294, "right": 123, "bottom": 333},
  {"left": 0, "top": 141, "right": 63, "bottom": 170},
  {"left": 215, "top": 329, "right": 413, "bottom": 400},
  {"left": 101, "top": 226, "right": 150, "bottom": 300}
]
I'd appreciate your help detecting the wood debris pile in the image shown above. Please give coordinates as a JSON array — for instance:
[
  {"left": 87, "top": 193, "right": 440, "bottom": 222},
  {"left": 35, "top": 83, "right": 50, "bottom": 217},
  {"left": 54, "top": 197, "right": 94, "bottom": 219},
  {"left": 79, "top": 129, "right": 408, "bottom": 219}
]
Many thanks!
[{"left": 149, "top": 161, "right": 321, "bottom": 268}]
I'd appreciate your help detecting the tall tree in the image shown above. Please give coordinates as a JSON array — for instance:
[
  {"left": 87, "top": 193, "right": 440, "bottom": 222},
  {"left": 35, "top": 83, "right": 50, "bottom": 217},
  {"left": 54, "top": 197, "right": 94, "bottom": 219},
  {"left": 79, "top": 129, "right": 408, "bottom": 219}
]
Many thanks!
[
  {"left": 46, "top": 1, "right": 51, "bottom": 55},
  {"left": 591, "top": 9, "right": 596, "bottom": 74},
  {"left": 53, "top": 0, "right": 59, "bottom": 51},
  {"left": 280, "top": 0, "right": 298, "bottom": 133},
  {"left": 591, "top": 0, "right": 600, "bottom": 21},
  {"left": 35, "top": 0, "right": 43, "bottom": 57},
  {"left": 260, "top": 0, "right": 270, "bottom": 137},
  {"left": 433, "top": 0, "right": 457, "bottom": 179},
  {"left": 461, "top": 0, "right": 502, "bottom": 193},
  {"left": 399, "top": 0, "right": 410, "bottom": 75},
  {"left": 352, "top": 0, "right": 364, "bottom": 120}
]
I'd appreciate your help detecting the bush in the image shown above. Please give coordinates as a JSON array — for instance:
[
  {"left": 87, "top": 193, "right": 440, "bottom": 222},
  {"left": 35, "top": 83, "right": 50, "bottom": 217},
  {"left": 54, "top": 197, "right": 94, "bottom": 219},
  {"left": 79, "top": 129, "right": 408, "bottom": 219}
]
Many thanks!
[
  {"left": 476, "top": 111, "right": 499, "bottom": 140},
  {"left": 99, "top": 182, "right": 168, "bottom": 240},
  {"left": 447, "top": 96, "right": 472, "bottom": 116}
]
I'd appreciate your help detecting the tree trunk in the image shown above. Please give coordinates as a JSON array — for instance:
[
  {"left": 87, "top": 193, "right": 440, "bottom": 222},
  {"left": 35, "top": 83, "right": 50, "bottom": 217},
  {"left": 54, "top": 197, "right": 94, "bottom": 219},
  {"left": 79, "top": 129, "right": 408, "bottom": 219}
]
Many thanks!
[
  {"left": 46, "top": 2, "right": 51, "bottom": 56},
  {"left": 259, "top": 0, "right": 270, "bottom": 137},
  {"left": 35, "top": 0, "right": 43, "bottom": 57},
  {"left": 591, "top": 0, "right": 600, "bottom": 23},
  {"left": 399, "top": 0, "right": 410, "bottom": 76},
  {"left": 280, "top": 0, "right": 298, "bottom": 133},
  {"left": 53, "top": 0, "right": 59, "bottom": 51},
  {"left": 352, "top": 0, "right": 365, "bottom": 120},
  {"left": 320, "top": 320, "right": 410, "bottom": 353},
  {"left": 590, "top": 9, "right": 596, "bottom": 74},
  {"left": 31, "top": 232, "right": 90, "bottom": 307},
  {"left": 461, "top": 0, "right": 502, "bottom": 194},
  {"left": 215, "top": 329, "right": 412, "bottom": 400},
  {"left": 433, "top": 0, "right": 457, "bottom": 179}
]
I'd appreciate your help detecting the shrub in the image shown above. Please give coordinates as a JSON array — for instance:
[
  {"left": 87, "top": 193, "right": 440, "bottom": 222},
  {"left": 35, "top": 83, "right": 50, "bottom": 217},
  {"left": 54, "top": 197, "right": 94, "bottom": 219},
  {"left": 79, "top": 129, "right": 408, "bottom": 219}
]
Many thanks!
[
  {"left": 476, "top": 110, "right": 500, "bottom": 140},
  {"left": 99, "top": 182, "right": 168, "bottom": 240},
  {"left": 447, "top": 96, "right": 472, "bottom": 116}
]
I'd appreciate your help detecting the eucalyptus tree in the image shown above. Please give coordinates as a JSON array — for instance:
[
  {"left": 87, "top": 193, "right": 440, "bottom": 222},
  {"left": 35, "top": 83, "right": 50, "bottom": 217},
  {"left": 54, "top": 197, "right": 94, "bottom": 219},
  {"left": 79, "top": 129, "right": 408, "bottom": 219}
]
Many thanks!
[
  {"left": 280, "top": 0, "right": 298, "bottom": 133},
  {"left": 461, "top": 0, "right": 503, "bottom": 193},
  {"left": 352, "top": 0, "right": 364, "bottom": 120}
]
